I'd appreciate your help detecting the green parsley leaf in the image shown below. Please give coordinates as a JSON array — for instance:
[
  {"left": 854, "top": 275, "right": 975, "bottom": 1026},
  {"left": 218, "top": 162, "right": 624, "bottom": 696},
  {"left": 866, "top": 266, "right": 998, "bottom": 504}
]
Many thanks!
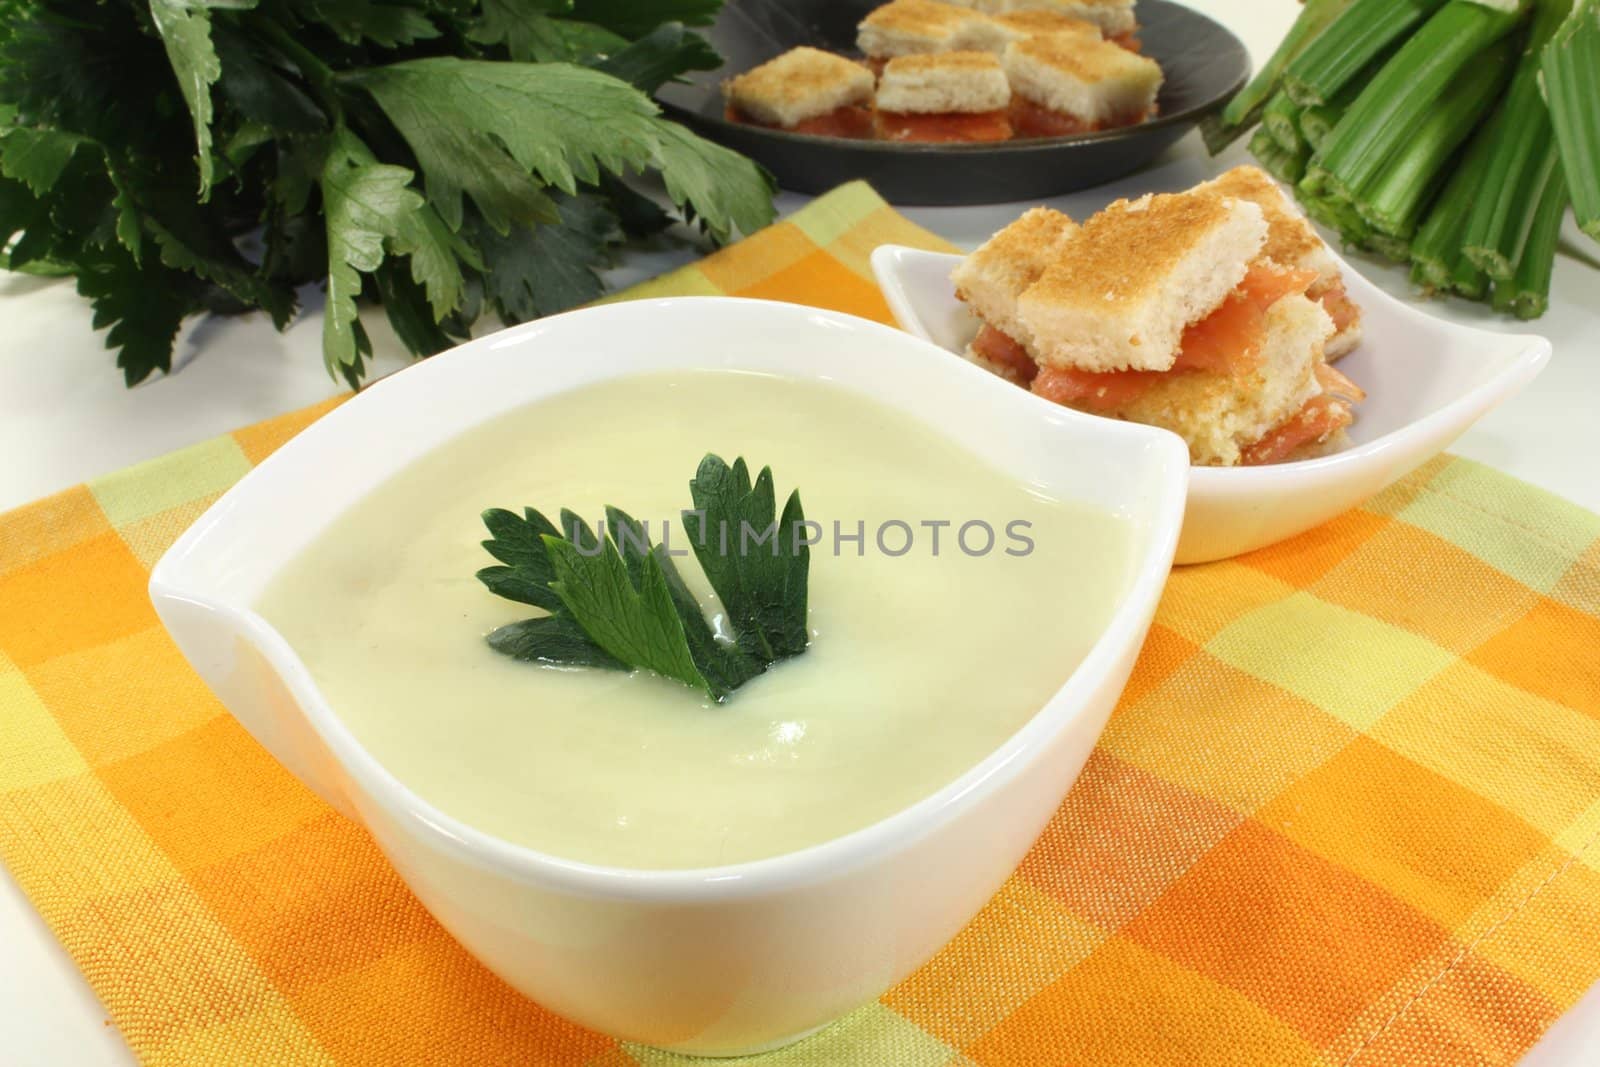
[
  {"left": 478, "top": 191, "right": 619, "bottom": 323},
  {"left": 372, "top": 258, "right": 468, "bottom": 356},
  {"left": 211, "top": 22, "right": 327, "bottom": 135},
  {"left": 347, "top": 58, "right": 660, "bottom": 231},
  {"left": 543, "top": 522, "right": 714, "bottom": 696},
  {"left": 476, "top": 505, "right": 565, "bottom": 611},
  {"left": 294, "top": 0, "right": 442, "bottom": 48},
  {"left": 603, "top": 505, "right": 763, "bottom": 695},
  {"left": 468, "top": 0, "right": 627, "bottom": 64},
  {"left": 108, "top": 171, "right": 143, "bottom": 263},
  {"left": 648, "top": 120, "right": 776, "bottom": 243},
  {"left": 486, "top": 614, "right": 628, "bottom": 670},
  {"left": 148, "top": 0, "right": 256, "bottom": 196},
  {"left": 0, "top": 126, "right": 88, "bottom": 195},
  {"left": 683, "top": 454, "right": 809, "bottom": 663},
  {"left": 72, "top": 248, "right": 205, "bottom": 385},
  {"left": 318, "top": 125, "right": 424, "bottom": 383},
  {"left": 593, "top": 22, "right": 720, "bottom": 93},
  {"left": 475, "top": 454, "right": 807, "bottom": 702}
]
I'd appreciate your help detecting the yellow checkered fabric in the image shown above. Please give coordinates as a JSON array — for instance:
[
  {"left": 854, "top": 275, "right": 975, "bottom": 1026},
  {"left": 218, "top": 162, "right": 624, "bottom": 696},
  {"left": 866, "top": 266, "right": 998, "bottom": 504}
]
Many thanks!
[{"left": 3, "top": 182, "right": 1599, "bottom": 1066}]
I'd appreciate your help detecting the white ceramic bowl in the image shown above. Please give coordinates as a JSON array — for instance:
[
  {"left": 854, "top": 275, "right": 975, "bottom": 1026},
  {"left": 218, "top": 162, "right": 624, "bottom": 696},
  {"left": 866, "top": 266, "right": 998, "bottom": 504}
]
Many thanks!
[
  {"left": 150, "top": 297, "right": 1189, "bottom": 1056},
  {"left": 871, "top": 244, "right": 1552, "bottom": 564}
]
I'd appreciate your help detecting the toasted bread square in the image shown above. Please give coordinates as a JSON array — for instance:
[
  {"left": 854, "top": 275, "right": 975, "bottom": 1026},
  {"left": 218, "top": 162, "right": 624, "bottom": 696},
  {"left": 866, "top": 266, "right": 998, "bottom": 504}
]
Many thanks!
[
  {"left": 1323, "top": 320, "right": 1362, "bottom": 361},
  {"left": 1200, "top": 167, "right": 1341, "bottom": 286},
  {"left": 877, "top": 51, "right": 1010, "bottom": 113},
  {"left": 952, "top": 207, "right": 1080, "bottom": 347},
  {"left": 1018, "top": 191, "right": 1268, "bottom": 372},
  {"left": 858, "top": 0, "right": 988, "bottom": 58},
  {"left": 1197, "top": 166, "right": 1364, "bottom": 361},
  {"left": 1104, "top": 293, "right": 1334, "bottom": 466},
  {"left": 1029, "top": 0, "right": 1138, "bottom": 38},
  {"left": 724, "top": 47, "right": 873, "bottom": 128},
  {"left": 991, "top": 10, "right": 1104, "bottom": 43},
  {"left": 1003, "top": 34, "right": 1161, "bottom": 126}
]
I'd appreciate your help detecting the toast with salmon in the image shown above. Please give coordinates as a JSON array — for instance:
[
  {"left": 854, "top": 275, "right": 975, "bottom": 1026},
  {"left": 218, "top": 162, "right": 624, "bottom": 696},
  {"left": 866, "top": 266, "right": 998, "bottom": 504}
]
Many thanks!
[
  {"left": 1029, "top": 0, "right": 1140, "bottom": 48},
  {"left": 857, "top": 0, "right": 996, "bottom": 68},
  {"left": 953, "top": 186, "right": 1366, "bottom": 466},
  {"left": 1198, "top": 166, "right": 1363, "bottom": 361},
  {"left": 723, "top": 48, "right": 874, "bottom": 137},
  {"left": 1002, "top": 33, "right": 1161, "bottom": 137},
  {"left": 952, "top": 206, "right": 1079, "bottom": 380},
  {"left": 875, "top": 52, "right": 1013, "bottom": 142}
]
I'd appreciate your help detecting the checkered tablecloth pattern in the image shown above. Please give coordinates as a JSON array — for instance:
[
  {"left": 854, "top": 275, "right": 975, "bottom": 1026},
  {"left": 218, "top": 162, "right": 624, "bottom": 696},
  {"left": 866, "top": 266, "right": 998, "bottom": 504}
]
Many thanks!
[{"left": 3, "top": 182, "right": 1598, "bottom": 1066}]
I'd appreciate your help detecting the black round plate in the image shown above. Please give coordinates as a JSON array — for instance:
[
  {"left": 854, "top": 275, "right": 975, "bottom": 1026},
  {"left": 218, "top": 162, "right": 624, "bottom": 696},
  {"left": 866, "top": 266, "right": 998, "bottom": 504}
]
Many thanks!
[{"left": 656, "top": 0, "right": 1250, "bottom": 205}]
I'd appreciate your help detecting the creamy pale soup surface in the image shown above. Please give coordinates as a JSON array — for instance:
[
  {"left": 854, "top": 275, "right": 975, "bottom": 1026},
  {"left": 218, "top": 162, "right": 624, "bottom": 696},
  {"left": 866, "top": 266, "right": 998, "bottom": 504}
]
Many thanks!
[{"left": 259, "top": 371, "right": 1131, "bottom": 869}]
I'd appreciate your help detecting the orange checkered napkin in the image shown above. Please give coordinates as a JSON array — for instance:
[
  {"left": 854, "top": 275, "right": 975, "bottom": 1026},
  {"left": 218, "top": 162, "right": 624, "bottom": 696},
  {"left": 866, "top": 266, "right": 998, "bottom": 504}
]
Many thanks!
[{"left": 3, "top": 181, "right": 1599, "bottom": 1066}]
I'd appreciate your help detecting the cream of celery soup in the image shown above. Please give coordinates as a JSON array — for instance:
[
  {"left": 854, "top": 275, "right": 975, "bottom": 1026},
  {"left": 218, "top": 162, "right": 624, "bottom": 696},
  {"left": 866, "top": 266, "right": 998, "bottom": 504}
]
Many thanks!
[{"left": 257, "top": 371, "right": 1131, "bottom": 868}]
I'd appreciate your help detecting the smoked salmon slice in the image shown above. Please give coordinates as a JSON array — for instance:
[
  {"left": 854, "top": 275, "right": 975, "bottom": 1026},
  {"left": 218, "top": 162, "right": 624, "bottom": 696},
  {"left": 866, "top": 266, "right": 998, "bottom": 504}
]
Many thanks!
[
  {"left": 972, "top": 324, "right": 1039, "bottom": 384},
  {"left": 1239, "top": 395, "right": 1354, "bottom": 466},
  {"left": 1024, "top": 263, "right": 1319, "bottom": 410},
  {"left": 1031, "top": 365, "right": 1168, "bottom": 411},
  {"left": 875, "top": 109, "right": 1013, "bottom": 143},
  {"left": 1171, "top": 264, "right": 1318, "bottom": 374},
  {"left": 725, "top": 104, "right": 874, "bottom": 139}
]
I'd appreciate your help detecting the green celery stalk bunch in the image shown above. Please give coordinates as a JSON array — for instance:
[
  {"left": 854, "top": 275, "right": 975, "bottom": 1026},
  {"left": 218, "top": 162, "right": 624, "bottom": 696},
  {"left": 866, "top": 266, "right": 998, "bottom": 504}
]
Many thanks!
[
  {"left": 1210, "top": 0, "right": 1599, "bottom": 320},
  {"left": 0, "top": 0, "right": 777, "bottom": 385}
]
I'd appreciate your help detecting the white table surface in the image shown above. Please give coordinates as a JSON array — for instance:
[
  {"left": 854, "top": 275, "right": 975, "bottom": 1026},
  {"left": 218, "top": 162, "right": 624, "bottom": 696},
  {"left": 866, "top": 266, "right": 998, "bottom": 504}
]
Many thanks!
[{"left": 3, "top": 2, "right": 1598, "bottom": 1063}]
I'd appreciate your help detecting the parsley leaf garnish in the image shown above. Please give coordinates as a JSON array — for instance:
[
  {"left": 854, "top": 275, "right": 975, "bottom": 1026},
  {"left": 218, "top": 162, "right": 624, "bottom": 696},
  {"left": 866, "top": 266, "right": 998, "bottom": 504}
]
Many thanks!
[
  {"left": 475, "top": 454, "right": 807, "bottom": 702},
  {"left": 684, "top": 455, "right": 809, "bottom": 663}
]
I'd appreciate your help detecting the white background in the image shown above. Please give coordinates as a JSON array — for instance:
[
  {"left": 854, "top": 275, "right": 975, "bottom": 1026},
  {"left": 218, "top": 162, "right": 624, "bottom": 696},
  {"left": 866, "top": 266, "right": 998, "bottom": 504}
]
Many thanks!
[{"left": 2, "top": 1, "right": 1597, "bottom": 1063}]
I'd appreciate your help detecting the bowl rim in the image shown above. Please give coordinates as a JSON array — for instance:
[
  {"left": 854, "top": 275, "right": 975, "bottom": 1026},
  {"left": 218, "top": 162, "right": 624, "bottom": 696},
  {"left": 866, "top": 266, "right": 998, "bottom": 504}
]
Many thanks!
[
  {"left": 150, "top": 296, "right": 1190, "bottom": 904},
  {"left": 869, "top": 242, "right": 1554, "bottom": 487},
  {"left": 654, "top": 0, "right": 1252, "bottom": 155}
]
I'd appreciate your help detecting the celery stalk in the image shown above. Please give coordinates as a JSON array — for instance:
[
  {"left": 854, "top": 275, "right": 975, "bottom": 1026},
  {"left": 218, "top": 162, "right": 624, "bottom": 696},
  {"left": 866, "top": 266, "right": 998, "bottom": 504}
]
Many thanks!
[
  {"left": 1317, "top": 1, "right": 1531, "bottom": 201},
  {"left": 1541, "top": 0, "right": 1600, "bottom": 240},
  {"left": 1450, "top": 247, "right": 1492, "bottom": 298},
  {"left": 1366, "top": 231, "right": 1415, "bottom": 262},
  {"left": 1357, "top": 37, "right": 1516, "bottom": 237},
  {"left": 1300, "top": 104, "right": 1344, "bottom": 152},
  {"left": 1284, "top": 0, "right": 1450, "bottom": 106},
  {"left": 1251, "top": 127, "right": 1309, "bottom": 184},
  {"left": 1302, "top": 192, "right": 1374, "bottom": 247},
  {"left": 1460, "top": 0, "right": 1574, "bottom": 275},
  {"left": 1298, "top": 46, "right": 1397, "bottom": 152},
  {"left": 1410, "top": 107, "right": 1507, "bottom": 286},
  {"left": 1263, "top": 92, "right": 1307, "bottom": 154},
  {"left": 1203, "top": 0, "right": 1358, "bottom": 153},
  {"left": 1492, "top": 157, "right": 1567, "bottom": 317}
]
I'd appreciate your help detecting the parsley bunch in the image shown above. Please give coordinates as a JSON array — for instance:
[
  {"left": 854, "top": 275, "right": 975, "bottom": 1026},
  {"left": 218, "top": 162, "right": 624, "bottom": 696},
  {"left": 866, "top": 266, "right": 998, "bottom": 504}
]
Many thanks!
[
  {"left": 0, "top": 0, "right": 776, "bottom": 385},
  {"left": 477, "top": 454, "right": 810, "bottom": 702}
]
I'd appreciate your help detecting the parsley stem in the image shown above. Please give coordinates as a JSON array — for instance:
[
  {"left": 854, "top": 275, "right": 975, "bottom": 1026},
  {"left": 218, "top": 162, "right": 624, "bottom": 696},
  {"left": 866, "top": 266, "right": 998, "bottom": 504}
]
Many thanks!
[{"left": 254, "top": 19, "right": 345, "bottom": 125}]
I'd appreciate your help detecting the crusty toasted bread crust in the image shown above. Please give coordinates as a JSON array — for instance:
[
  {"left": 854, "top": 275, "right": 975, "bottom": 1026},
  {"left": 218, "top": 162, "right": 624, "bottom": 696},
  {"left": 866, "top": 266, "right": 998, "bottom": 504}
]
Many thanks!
[
  {"left": 1323, "top": 321, "right": 1362, "bottom": 362},
  {"left": 1002, "top": 34, "right": 1161, "bottom": 124},
  {"left": 724, "top": 47, "right": 874, "bottom": 127},
  {"left": 877, "top": 51, "right": 1010, "bottom": 113},
  {"left": 1202, "top": 166, "right": 1342, "bottom": 284},
  {"left": 858, "top": 0, "right": 983, "bottom": 57},
  {"left": 952, "top": 207, "right": 1079, "bottom": 347},
  {"left": 963, "top": 9, "right": 1102, "bottom": 51},
  {"left": 994, "top": 10, "right": 1103, "bottom": 39},
  {"left": 1030, "top": 0, "right": 1137, "bottom": 37},
  {"left": 1018, "top": 192, "right": 1267, "bottom": 372}
]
